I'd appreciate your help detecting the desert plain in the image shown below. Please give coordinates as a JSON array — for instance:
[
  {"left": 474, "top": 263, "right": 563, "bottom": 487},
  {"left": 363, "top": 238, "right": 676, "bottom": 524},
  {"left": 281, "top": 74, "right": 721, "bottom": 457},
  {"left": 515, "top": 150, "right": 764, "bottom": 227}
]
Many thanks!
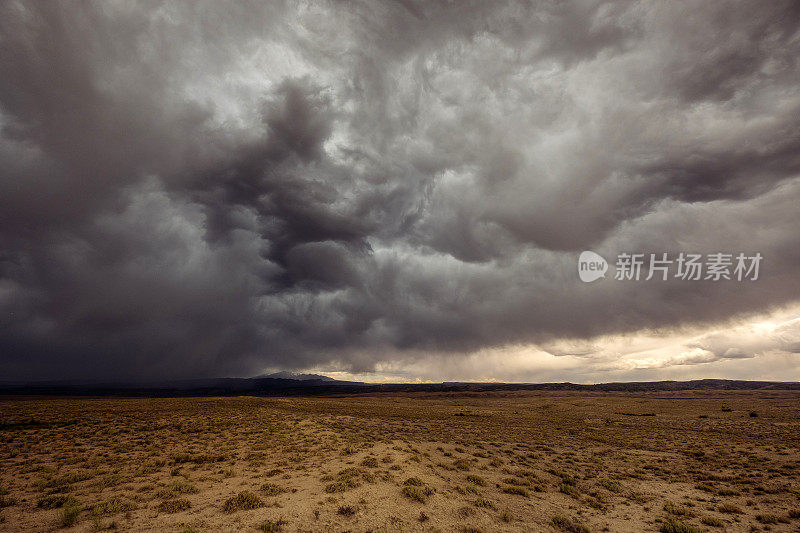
[{"left": 1, "top": 391, "right": 799, "bottom": 532}]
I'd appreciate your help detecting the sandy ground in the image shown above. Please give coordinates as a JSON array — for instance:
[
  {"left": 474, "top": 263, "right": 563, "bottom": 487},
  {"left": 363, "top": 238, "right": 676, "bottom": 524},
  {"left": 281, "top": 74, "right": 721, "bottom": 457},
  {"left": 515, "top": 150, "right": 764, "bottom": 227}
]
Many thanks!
[{"left": 1, "top": 391, "right": 799, "bottom": 532}]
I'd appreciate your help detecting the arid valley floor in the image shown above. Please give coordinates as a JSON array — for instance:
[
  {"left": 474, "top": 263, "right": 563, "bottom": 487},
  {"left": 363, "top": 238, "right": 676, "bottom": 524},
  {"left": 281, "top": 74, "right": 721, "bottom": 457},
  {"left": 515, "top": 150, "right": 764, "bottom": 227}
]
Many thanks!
[{"left": 1, "top": 391, "right": 799, "bottom": 532}]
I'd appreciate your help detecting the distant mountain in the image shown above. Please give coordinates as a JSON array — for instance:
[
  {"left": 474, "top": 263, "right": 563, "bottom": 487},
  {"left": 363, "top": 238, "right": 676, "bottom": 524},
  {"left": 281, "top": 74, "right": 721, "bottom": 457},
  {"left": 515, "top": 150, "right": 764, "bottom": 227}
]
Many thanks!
[
  {"left": 257, "top": 372, "right": 336, "bottom": 382},
  {"left": 0, "top": 378, "right": 798, "bottom": 397},
  {"left": 0, "top": 374, "right": 364, "bottom": 397}
]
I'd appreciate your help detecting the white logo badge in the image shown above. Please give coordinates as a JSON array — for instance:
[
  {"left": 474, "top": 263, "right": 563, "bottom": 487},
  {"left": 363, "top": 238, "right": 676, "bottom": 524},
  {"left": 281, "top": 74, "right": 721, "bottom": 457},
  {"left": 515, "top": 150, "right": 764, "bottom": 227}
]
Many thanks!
[{"left": 578, "top": 251, "right": 608, "bottom": 282}]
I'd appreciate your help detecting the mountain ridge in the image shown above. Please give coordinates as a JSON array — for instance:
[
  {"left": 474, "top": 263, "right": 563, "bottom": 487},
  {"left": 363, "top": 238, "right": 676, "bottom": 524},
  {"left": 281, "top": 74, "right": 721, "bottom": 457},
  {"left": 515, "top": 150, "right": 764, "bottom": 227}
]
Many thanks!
[{"left": 1, "top": 378, "right": 799, "bottom": 397}]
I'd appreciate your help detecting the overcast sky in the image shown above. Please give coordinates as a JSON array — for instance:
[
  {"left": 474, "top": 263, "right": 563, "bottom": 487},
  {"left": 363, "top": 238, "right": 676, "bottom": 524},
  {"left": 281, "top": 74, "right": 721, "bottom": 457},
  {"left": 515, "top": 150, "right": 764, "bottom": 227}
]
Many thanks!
[{"left": 2, "top": 1, "right": 800, "bottom": 382}]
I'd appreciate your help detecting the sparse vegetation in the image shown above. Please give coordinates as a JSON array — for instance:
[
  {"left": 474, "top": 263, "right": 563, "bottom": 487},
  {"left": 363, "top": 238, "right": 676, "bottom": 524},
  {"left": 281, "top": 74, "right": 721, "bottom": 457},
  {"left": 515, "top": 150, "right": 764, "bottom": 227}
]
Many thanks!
[
  {"left": 158, "top": 498, "right": 191, "bottom": 513},
  {"left": 700, "top": 516, "right": 725, "bottom": 527},
  {"left": 453, "top": 458, "right": 471, "bottom": 471},
  {"left": 474, "top": 497, "right": 495, "bottom": 509},
  {"left": 92, "top": 496, "right": 136, "bottom": 515},
  {"left": 402, "top": 484, "right": 435, "bottom": 503},
  {"left": 717, "top": 503, "right": 742, "bottom": 514},
  {"left": 37, "top": 494, "right": 69, "bottom": 509},
  {"left": 261, "top": 482, "right": 287, "bottom": 496},
  {"left": 664, "top": 501, "right": 694, "bottom": 517},
  {"left": 503, "top": 485, "right": 529, "bottom": 497},
  {"left": 324, "top": 468, "right": 363, "bottom": 493},
  {"left": 1, "top": 392, "right": 798, "bottom": 531},
  {"left": 755, "top": 514, "right": 779, "bottom": 524},
  {"left": 259, "top": 518, "right": 287, "bottom": 532},
  {"left": 465, "top": 474, "right": 486, "bottom": 486},
  {"left": 599, "top": 478, "right": 621, "bottom": 493},
  {"left": 660, "top": 518, "right": 702, "bottom": 533},
  {"left": 361, "top": 456, "right": 379, "bottom": 468},
  {"left": 222, "top": 491, "right": 264, "bottom": 513},
  {"left": 337, "top": 504, "right": 357, "bottom": 516},
  {"left": 551, "top": 514, "right": 590, "bottom": 533},
  {"left": 158, "top": 478, "right": 198, "bottom": 498},
  {"left": 0, "top": 495, "right": 16, "bottom": 508},
  {"left": 59, "top": 497, "right": 82, "bottom": 527}
]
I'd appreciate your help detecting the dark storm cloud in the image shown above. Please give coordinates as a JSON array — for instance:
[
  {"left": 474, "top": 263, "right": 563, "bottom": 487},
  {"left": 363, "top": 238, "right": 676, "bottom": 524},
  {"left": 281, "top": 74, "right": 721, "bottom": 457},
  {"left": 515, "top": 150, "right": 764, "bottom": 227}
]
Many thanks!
[{"left": 1, "top": 0, "right": 800, "bottom": 380}]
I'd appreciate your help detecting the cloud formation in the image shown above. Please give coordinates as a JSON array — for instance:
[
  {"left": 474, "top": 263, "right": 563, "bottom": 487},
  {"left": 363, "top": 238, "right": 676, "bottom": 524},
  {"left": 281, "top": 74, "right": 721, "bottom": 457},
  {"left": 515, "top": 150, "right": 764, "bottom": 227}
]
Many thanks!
[{"left": 1, "top": 1, "right": 800, "bottom": 380}]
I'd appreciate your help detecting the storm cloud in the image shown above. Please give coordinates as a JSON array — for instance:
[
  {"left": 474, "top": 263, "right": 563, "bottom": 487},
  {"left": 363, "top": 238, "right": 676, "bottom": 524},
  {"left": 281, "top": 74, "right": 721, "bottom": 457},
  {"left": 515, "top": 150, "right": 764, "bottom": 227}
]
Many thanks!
[{"left": 2, "top": 1, "right": 800, "bottom": 380}]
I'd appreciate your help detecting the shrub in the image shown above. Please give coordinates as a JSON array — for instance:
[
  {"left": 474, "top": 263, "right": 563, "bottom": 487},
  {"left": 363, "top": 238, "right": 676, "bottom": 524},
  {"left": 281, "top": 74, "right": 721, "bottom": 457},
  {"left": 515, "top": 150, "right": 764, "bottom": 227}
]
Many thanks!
[
  {"left": 260, "top": 482, "right": 287, "bottom": 497},
  {"left": 360, "top": 457, "right": 379, "bottom": 468},
  {"left": 660, "top": 518, "right": 702, "bottom": 533},
  {"left": 158, "top": 498, "right": 191, "bottom": 513},
  {"left": 465, "top": 474, "right": 486, "bottom": 486},
  {"left": 401, "top": 484, "right": 435, "bottom": 503},
  {"left": 37, "top": 471, "right": 93, "bottom": 492},
  {"left": 694, "top": 483, "right": 714, "bottom": 493},
  {"left": 474, "top": 497, "right": 495, "bottom": 509},
  {"left": 701, "top": 516, "right": 724, "bottom": 527},
  {"left": 223, "top": 492, "right": 264, "bottom": 513},
  {"left": 717, "top": 503, "right": 742, "bottom": 514},
  {"left": 502, "top": 486, "right": 529, "bottom": 497},
  {"left": 599, "top": 479, "right": 621, "bottom": 493},
  {"left": 171, "top": 452, "right": 226, "bottom": 464},
  {"left": 755, "top": 514, "right": 778, "bottom": 524},
  {"left": 551, "top": 514, "right": 590, "bottom": 533},
  {"left": 37, "top": 494, "right": 68, "bottom": 509},
  {"left": 159, "top": 479, "right": 198, "bottom": 497},
  {"left": 453, "top": 459, "right": 471, "bottom": 471},
  {"left": 324, "top": 468, "right": 364, "bottom": 493},
  {"left": 92, "top": 497, "right": 136, "bottom": 515},
  {"left": 60, "top": 497, "right": 82, "bottom": 527},
  {"left": 0, "top": 496, "right": 16, "bottom": 508},
  {"left": 337, "top": 504, "right": 356, "bottom": 516},
  {"left": 403, "top": 477, "right": 423, "bottom": 486},
  {"left": 664, "top": 501, "right": 694, "bottom": 517},
  {"left": 560, "top": 482, "right": 580, "bottom": 498},
  {"left": 259, "top": 518, "right": 287, "bottom": 532},
  {"left": 465, "top": 485, "right": 481, "bottom": 495},
  {"left": 325, "top": 478, "right": 359, "bottom": 493}
]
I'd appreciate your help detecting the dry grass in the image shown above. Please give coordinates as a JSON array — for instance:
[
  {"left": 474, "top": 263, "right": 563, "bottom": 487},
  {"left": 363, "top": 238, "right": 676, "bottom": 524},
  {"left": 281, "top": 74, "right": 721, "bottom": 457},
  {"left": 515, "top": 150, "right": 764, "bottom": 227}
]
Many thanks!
[
  {"left": 258, "top": 518, "right": 287, "bottom": 532},
  {"left": 259, "top": 482, "right": 286, "bottom": 497},
  {"left": 551, "top": 514, "right": 590, "bottom": 533},
  {"left": 222, "top": 491, "right": 264, "bottom": 513},
  {"left": 59, "top": 496, "right": 81, "bottom": 527},
  {"left": 1, "top": 391, "right": 799, "bottom": 531},
  {"left": 157, "top": 498, "right": 191, "bottom": 513},
  {"left": 660, "top": 518, "right": 703, "bottom": 533}
]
